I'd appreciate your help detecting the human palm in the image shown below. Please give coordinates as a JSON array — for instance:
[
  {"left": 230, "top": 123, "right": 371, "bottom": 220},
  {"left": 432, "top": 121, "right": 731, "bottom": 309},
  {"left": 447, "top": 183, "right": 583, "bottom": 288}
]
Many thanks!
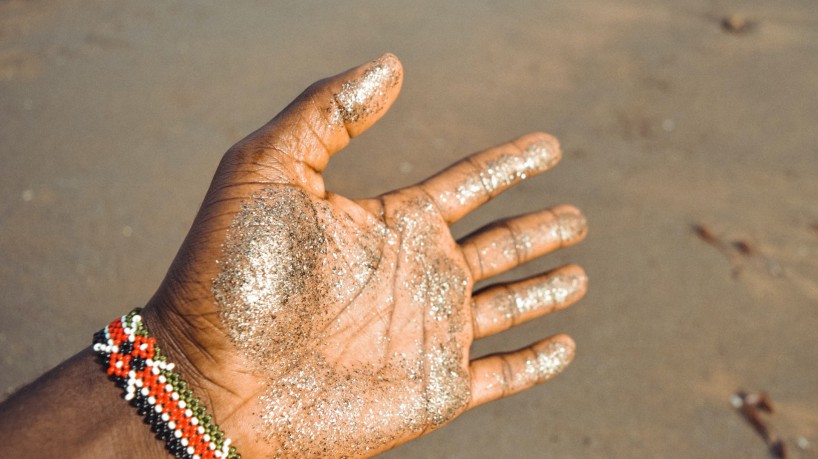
[{"left": 142, "top": 54, "right": 588, "bottom": 458}]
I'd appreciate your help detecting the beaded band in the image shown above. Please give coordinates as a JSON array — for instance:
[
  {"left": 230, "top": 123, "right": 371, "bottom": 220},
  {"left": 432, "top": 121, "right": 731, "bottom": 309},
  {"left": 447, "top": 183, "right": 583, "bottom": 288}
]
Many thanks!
[{"left": 93, "top": 308, "right": 240, "bottom": 459}]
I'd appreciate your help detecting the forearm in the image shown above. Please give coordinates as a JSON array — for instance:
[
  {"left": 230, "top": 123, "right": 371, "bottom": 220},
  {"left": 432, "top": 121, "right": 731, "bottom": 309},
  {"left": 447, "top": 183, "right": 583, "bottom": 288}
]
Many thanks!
[{"left": 0, "top": 347, "right": 168, "bottom": 458}]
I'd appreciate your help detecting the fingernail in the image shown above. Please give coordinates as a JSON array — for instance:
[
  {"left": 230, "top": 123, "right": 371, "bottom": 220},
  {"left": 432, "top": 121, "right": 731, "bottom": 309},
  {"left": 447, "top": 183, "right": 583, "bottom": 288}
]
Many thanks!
[{"left": 334, "top": 53, "right": 402, "bottom": 124}]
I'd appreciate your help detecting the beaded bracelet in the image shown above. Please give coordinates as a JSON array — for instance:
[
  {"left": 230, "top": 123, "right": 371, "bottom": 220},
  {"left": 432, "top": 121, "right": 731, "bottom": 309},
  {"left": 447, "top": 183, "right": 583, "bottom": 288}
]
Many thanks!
[{"left": 93, "top": 308, "right": 240, "bottom": 459}]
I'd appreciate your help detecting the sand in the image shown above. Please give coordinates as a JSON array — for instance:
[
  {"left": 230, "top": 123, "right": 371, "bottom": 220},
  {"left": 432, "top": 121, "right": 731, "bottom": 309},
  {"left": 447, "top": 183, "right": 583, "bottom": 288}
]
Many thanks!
[{"left": 1, "top": 1, "right": 816, "bottom": 457}]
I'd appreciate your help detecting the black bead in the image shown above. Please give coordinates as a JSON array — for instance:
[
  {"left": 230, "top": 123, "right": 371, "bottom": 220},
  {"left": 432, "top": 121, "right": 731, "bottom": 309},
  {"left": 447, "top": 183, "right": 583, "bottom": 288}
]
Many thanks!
[{"left": 132, "top": 357, "right": 147, "bottom": 371}]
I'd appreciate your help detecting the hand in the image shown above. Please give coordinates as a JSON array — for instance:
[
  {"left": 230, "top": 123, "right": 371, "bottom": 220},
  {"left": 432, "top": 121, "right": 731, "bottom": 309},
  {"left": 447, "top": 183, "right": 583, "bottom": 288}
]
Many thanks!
[{"left": 142, "top": 53, "right": 588, "bottom": 458}]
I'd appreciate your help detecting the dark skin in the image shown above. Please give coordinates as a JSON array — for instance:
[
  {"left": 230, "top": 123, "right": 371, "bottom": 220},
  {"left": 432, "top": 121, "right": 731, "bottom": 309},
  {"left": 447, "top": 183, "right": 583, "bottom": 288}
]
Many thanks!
[
  {"left": 0, "top": 349, "right": 168, "bottom": 457},
  {"left": 0, "top": 54, "right": 588, "bottom": 458}
]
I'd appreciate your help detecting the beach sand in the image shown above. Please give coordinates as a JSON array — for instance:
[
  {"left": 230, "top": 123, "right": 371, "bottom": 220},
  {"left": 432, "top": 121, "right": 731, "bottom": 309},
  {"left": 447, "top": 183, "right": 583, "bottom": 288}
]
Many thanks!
[{"left": 1, "top": 1, "right": 816, "bottom": 457}]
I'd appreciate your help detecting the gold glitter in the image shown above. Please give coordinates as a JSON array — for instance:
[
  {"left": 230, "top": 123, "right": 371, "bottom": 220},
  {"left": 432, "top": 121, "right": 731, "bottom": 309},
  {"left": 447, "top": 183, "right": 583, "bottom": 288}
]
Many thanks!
[
  {"left": 332, "top": 54, "right": 401, "bottom": 125},
  {"left": 510, "top": 272, "right": 584, "bottom": 316},
  {"left": 481, "top": 145, "right": 556, "bottom": 194},
  {"left": 450, "top": 139, "right": 560, "bottom": 206},
  {"left": 212, "top": 186, "right": 329, "bottom": 369},
  {"left": 425, "top": 341, "right": 470, "bottom": 426},
  {"left": 213, "top": 186, "right": 473, "bottom": 457},
  {"left": 523, "top": 341, "right": 574, "bottom": 383},
  {"left": 556, "top": 208, "right": 588, "bottom": 243}
]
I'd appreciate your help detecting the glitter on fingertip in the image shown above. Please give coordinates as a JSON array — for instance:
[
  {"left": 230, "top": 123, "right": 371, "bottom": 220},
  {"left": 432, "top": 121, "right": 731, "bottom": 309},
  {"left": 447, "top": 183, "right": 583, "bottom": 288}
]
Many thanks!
[
  {"left": 332, "top": 54, "right": 402, "bottom": 125},
  {"left": 524, "top": 341, "right": 574, "bottom": 383}
]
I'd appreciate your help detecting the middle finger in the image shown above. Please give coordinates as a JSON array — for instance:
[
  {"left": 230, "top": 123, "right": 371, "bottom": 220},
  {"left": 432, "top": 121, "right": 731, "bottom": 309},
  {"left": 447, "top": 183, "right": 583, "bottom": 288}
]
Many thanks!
[{"left": 459, "top": 205, "right": 587, "bottom": 282}]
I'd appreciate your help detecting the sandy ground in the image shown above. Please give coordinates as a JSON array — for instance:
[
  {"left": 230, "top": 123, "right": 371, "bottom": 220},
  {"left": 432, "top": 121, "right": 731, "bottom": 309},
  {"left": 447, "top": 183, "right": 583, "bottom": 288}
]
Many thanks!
[{"left": 1, "top": 1, "right": 817, "bottom": 457}]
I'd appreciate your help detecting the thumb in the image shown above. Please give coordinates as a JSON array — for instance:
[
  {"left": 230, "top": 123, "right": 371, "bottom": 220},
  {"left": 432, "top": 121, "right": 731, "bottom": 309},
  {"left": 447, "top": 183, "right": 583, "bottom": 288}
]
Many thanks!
[{"left": 231, "top": 53, "right": 404, "bottom": 177}]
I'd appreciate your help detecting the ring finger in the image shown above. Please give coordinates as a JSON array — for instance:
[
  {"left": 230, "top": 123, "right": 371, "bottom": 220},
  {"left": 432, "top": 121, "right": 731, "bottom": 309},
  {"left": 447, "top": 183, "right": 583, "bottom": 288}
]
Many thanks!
[{"left": 471, "top": 264, "right": 587, "bottom": 339}]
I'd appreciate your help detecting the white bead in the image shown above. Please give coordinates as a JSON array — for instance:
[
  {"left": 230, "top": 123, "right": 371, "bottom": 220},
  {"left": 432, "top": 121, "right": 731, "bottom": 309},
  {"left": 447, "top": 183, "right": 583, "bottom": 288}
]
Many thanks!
[
  {"left": 193, "top": 455, "right": 201, "bottom": 459},
  {"left": 146, "top": 359, "right": 154, "bottom": 366},
  {"left": 161, "top": 413, "right": 169, "bottom": 422},
  {"left": 187, "top": 446, "right": 195, "bottom": 455},
  {"left": 115, "top": 361, "right": 123, "bottom": 369},
  {"left": 167, "top": 363, "right": 175, "bottom": 371},
  {"left": 203, "top": 433, "right": 210, "bottom": 441},
  {"left": 112, "top": 345, "right": 120, "bottom": 353},
  {"left": 165, "top": 384, "right": 173, "bottom": 393},
  {"left": 124, "top": 393, "right": 135, "bottom": 401},
  {"left": 172, "top": 392, "right": 180, "bottom": 401},
  {"left": 224, "top": 438, "right": 231, "bottom": 447},
  {"left": 158, "top": 375, "right": 166, "bottom": 384},
  {"left": 152, "top": 367, "right": 160, "bottom": 376},
  {"left": 185, "top": 409, "right": 193, "bottom": 418},
  {"left": 140, "top": 343, "right": 148, "bottom": 351},
  {"left": 209, "top": 442, "right": 216, "bottom": 450},
  {"left": 135, "top": 379, "right": 143, "bottom": 388},
  {"left": 174, "top": 430, "right": 182, "bottom": 439},
  {"left": 168, "top": 421, "right": 176, "bottom": 430},
  {"left": 133, "top": 315, "right": 141, "bottom": 323},
  {"left": 128, "top": 370, "right": 136, "bottom": 378},
  {"left": 214, "top": 452, "right": 222, "bottom": 458},
  {"left": 128, "top": 335, "right": 135, "bottom": 342},
  {"left": 148, "top": 396, "right": 156, "bottom": 405},
  {"left": 141, "top": 388, "right": 150, "bottom": 396},
  {"left": 178, "top": 400, "right": 186, "bottom": 409},
  {"left": 126, "top": 385, "right": 135, "bottom": 394},
  {"left": 181, "top": 438, "right": 189, "bottom": 447},
  {"left": 107, "top": 339, "right": 114, "bottom": 346},
  {"left": 154, "top": 405, "right": 162, "bottom": 413},
  {"left": 191, "top": 417, "right": 199, "bottom": 426}
]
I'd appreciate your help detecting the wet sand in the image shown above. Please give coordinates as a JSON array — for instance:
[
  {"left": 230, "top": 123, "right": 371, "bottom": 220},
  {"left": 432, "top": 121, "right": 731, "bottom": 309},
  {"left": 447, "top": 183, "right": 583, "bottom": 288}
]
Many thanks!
[{"left": 1, "top": 1, "right": 817, "bottom": 457}]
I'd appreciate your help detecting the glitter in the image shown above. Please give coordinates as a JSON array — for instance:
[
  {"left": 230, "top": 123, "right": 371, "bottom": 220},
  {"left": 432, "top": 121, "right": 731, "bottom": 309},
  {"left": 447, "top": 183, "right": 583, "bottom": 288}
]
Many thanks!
[
  {"left": 522, "top": 341, "right": 574, "bottom": 384},
  {"left": 213, "top": 186, "right": 328, "bottom": 369},
  {"left": 425, "top": 342, "right": 470, "bottom": 426},
  {"left": 512, "top": 272, "right": 584, "bottom": 316},
  {"left": 213, "top": 186, "right": 474, "bottom": 456},
  {"left": 557, "top": 208, "right": 588, "bottom": 244},
  {"left": 332, "top": 54, "right": 401, "bottom": 125},
  {"left": 259, "top": 351, "right": 431, "bottom": 456},
  {"left": 413, "top": 260, "right": 468, "bottom": 321},
  {"left": 453, "top": 176, "right": 485, "bottom": 205},
  {"left": 481, "top": 145, "right": 556, "bottom": 194},
  {"left": 447, "top": 139, "right": 560, "bottom": 207}
]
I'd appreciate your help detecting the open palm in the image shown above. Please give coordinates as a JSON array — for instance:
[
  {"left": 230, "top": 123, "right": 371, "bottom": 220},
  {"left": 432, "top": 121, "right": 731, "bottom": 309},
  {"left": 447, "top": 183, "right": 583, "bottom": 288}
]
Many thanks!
[{"left": 143, "top": 54, "right": 588, "bottom": 458}]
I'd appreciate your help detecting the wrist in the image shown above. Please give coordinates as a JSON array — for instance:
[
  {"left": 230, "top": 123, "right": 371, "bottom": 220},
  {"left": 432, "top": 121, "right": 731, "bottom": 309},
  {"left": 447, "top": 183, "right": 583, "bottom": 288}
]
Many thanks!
[
  {"left": 141, "top": 297, "right": 277, "bottom": 458},
  {"left": 0, "top": 347, "right": 168, "bottom": 458},
  {"left": 97, "top": 308, "right": 245, "bottom": 458}
]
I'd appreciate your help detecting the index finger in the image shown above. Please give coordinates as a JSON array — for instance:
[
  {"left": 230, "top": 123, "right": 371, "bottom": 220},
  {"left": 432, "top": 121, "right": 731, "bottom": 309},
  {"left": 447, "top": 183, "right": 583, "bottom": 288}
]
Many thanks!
[{"left": 418, "top": 133, "right": 562, "bottom": 223}]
